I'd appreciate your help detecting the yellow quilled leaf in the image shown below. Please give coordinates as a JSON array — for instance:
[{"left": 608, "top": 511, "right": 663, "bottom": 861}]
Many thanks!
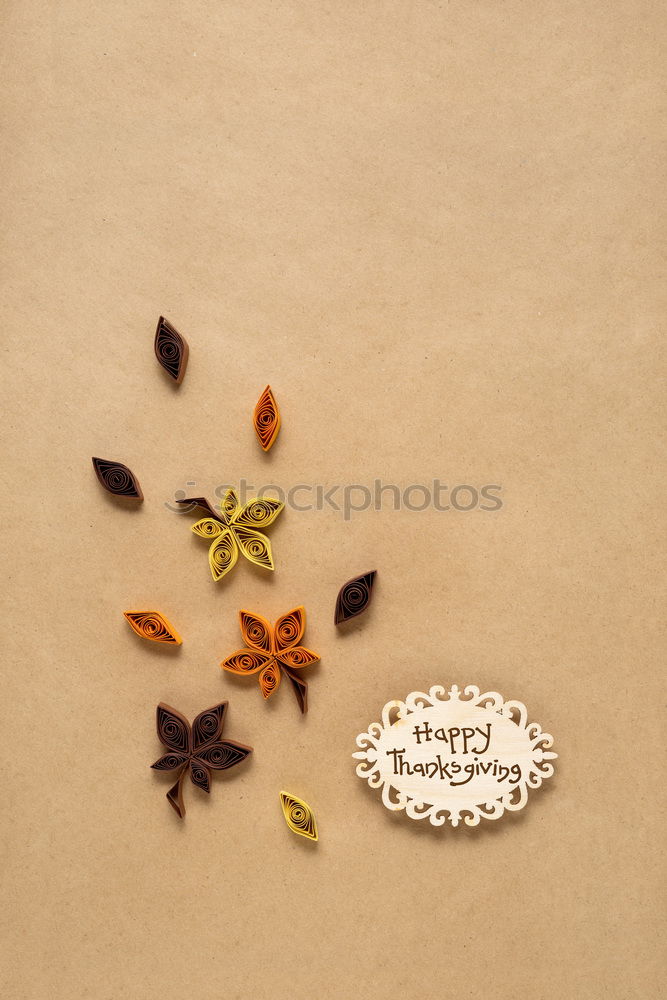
[
  {"left": 191, "top": 518, "right": 224, "bottom": 539},
  {"left": 208, "top": 530, "right": 239, "bottom": 581},
  {"left": 234, "top": 526, "right": 274, "bottom": 570},
  {"left": 280, "top": 791, "right": 318, "bottom": 841},
  {"left": 232, "top": 496, "right": 284, "bottom": 530}
]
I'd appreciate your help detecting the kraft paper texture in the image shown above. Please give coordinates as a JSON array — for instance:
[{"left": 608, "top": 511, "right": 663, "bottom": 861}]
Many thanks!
[{"left": 2, "top": 2, "right": 664, "bottom": 998}]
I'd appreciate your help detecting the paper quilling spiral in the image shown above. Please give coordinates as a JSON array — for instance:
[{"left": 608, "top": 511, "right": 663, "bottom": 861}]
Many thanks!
[
  {"left": 334, "top": 571, "right": 377, "bottom": 624},
  {"left": 259, "top": 662, "right": 281, "bottom": 699},
  {"left": 280, "top": 791, "right": 318, "bottom": 841},
  {"left": 92, "top": 457, "right": 143, "bottom": 500},
  {"left": 124, "top": 611, "right": 182, "bottom": 644},
  {"left": 253, "top": 385, "right": 281, "bottom": 451},
  {"left": 209, "top": 531, "right": 238, "bottom": 582},
  {"left": 154, "top": 315, "right": 189, "bottom": 384}
]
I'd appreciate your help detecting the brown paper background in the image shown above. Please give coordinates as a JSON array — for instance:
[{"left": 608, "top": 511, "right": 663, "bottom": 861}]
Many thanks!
[{"left": 2, "top": 2, "right": 665, "bottom": 998}]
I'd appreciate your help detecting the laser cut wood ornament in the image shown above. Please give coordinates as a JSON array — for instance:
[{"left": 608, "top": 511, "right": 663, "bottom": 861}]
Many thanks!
[{"left": 354, "top": 685, "right": 557, "bottom": 828}]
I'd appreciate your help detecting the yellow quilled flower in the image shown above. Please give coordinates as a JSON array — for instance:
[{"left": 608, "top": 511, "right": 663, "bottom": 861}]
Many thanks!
[
  {"left": 176, "top": 490, "right": 284, "bottom": 582},
  {"left": 221, "top": 607, "right": 319, "bottom": 713}
]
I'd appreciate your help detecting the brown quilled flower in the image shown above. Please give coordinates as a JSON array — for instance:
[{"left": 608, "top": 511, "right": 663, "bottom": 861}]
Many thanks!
[{"left": 151, "top": 701, "right": 252, "bottom": 818}]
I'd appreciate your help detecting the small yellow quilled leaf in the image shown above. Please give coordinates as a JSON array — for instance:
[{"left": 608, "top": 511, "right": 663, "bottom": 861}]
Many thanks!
[
  {"left": 124, "top": 611, "right": 182, "bottom": 644},
  {"left": 280, "top": 791, "right": 318, "bottom": 842},
  {"left": 208, "top": 530, "right": 239, "bottom": 581},
  {"left": 221, "top": 488, "right": 240, "bottom": 520},
  {"left": 233, "top": 526, "right": 274, "bottom": 570},
  {"left": 232, "top": 497, "right": 284, "bottom": 530},
  {"left": 253, "top": 385, "right": 281, "bottom": 451},
  {"left": 191, "top": 518, "right": 224, "bottom": 539}
]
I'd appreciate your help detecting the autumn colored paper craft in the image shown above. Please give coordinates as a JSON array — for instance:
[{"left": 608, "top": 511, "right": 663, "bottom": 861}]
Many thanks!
[
  {"left": 151, "top": 701, "right": 252, "bottom": 818},
  {"left": 92, "top": 457, "right": 143, "bottom": 500},
  {"left": 154, "top": 315, "right": 189, "bottom": 385},
  {"left": 334, "top": 571, "right": 376, "bottom": 624},
  {"left": 253, "top": 385, "right": 280, "bottom": 451},
  {"left": 124, "top": 611, "right": 182, "bottom": 644},
  {"left": 221, "top": 607, "right": 319, "bottom": 713},
  {"left": 280, "top": 791, "right": 318, "bottom": 841},
  {"left": 177, "top": 489, "right": 284, "bottom": 581}
]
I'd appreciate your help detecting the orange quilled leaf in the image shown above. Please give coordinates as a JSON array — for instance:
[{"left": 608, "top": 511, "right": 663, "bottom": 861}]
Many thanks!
[
  {"left": 124, "top": 611, "right": 182, "bottom": 644},
  {"left": 253, "top": 385, "right": 281, "bottom": 451}
]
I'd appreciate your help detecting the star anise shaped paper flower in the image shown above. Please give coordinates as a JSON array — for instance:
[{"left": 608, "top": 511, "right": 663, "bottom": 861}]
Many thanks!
[
  {"left": 177, "top": 490, "right": 284, "bottom": 582},
  {"left": 151, "top": 701, "right": 252, "bottom": 818},
  {"left": 221, "top": 607, "right": 319, "bottom": 713}
]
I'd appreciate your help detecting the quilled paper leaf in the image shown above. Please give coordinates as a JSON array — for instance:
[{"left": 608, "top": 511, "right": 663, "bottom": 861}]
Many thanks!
[
  {"left": 232, "top": 497, "right": 284, "bottom": 530},
  {"left": 253, "top": 385, "right": 281, "bottom": 451},
  {"left": 124, "top": 611, "right": 182, "bottom": 645},
  {"left": 189, "top": 761, "right": 210, "bottom": 793},
  {"left": 191, "top": 518, "right": 224, "bottom": 539},
  {"left": 221, "top": 489, "right": 240, "bottom": 519},
  {"left": 221, "top": 607, "right": 319, "bottom": 713},
  {"left": 278, "top": 646, "right": 319, "bottom": 669},
  {"left": 152, "top": 752, "right": 188, "bottom": 771},
  {"left": 334, "top": 571, "right": 376, "bottom": 624},
  {"left": 156, "top": 704, "right": 190, "bottom": 754},
  {"left": 240, "top": 611, "right": 273, "bottom": 652},
  {"left": 154, "top": 315, "right": 189, "bottom": 384},
  {"left": 192, "top": 703, "right": 227, "bottom": 750},
  {"left": 209, "top": 530, "right": 239, "bottom": 581},
  {"left": 179, "top": 492, "right": 283, "bottom": 581},
  {"left": 259, "top": 661, "right": 281, "bottom": 699},
  {"left": 197, "top": 741, "right": 252, "bottom": 770},
  {"left": 223, "top": 649, "right": 271, "bottom": 675},
  {"left": 280, "top": 792, "right": 318, "bottom": 842},
  {"left": 234, "top": 526, "right": 274, "bottom": 570},
  {"left": 92, "top": 457, "right": 143, "bottom": 500},
  {"left": 274, "top": 607, "right": 305, "bottom": 651},
  {"left": 151, "top": 701, "right": 252, "bottom": 819}
]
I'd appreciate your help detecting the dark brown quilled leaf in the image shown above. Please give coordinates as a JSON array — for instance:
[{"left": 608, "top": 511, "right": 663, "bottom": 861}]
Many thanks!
[
  {"left": 196, "top": 741, "right": 253, "bottom": 770},
  {"left": 154, "top": 315, "right": 189, "bottom": 384},
  {"left": 334, "top": 571, "right": 377, "bottom": 625},
  {"left": 92, "top": 457, "right": 143, "bottom": 500}
]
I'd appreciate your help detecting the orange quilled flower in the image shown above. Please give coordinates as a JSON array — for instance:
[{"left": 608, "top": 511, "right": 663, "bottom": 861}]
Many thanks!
[{"left": 221, "top": 607, "right": 319, "bottom": 713}]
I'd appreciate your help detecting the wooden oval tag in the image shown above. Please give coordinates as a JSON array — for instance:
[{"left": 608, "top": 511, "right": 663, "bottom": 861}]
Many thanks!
[{"left": 353, "top": 684, "right": 557, "bottom": 828}]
